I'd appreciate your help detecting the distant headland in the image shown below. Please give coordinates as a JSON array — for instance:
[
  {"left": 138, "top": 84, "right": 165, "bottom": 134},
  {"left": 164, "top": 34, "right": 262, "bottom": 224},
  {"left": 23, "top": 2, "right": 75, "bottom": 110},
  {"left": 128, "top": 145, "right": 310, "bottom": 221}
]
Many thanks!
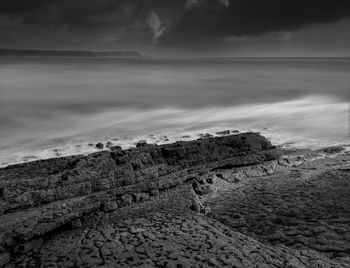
[{"left": 0, "top": 49, "right": 142, "bottom": 58}]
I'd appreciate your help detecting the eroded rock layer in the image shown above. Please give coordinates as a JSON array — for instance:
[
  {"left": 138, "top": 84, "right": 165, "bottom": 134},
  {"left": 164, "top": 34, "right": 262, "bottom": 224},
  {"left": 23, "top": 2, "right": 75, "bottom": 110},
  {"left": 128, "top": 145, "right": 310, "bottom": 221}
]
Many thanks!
[
  {"left": 0, "top": 133, "right": 349, "bottom": 267},
  {"left": 0, "top": 133, "right": 280, "bottom": 266}
]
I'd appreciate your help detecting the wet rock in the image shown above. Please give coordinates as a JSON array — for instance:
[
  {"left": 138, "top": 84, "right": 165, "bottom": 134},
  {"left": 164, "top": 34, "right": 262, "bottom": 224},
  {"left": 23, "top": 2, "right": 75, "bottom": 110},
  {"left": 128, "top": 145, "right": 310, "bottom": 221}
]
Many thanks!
[
  {"left": 110, "top": 145, "right": 122, "bottom": 151},
  {"left": 95, "top": 143, "right": 104, "bottom": 149},
  {"left": 216, "top": 130, "right": 230, "bottom": 136},
  {"left": 199, "top": 133, "right": 213, "bottom": 138},
  {"left": 106, "top": 141, "right": 113, "bottom": 148},
  {"left": 136, "top": 140, "right": 147, "bottom": 147}
]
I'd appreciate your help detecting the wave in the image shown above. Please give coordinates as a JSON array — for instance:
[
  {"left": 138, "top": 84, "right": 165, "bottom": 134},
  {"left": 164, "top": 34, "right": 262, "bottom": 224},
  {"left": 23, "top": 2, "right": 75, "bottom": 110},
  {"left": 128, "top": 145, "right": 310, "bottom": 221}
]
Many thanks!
[{"left": 0, "top": 94, "right": 349, "bottom": 167}]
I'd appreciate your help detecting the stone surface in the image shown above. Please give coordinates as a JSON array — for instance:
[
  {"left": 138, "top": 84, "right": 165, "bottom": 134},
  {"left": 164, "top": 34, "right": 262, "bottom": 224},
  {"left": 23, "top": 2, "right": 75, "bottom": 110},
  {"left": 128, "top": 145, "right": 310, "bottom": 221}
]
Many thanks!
[
  {"left": 103, "top": 201, "right": 118, "bottom": 212},
  {"left": 206, "top": 152, "right": 350, "bottom": 267},
  {"left": 0, "top": 133, "right": 348, "bottom": 267}
]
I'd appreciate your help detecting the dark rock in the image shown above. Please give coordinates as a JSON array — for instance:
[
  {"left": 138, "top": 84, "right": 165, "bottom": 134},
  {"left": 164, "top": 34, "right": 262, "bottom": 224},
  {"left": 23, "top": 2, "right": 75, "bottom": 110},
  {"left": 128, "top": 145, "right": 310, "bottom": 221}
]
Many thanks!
[
  {"left": 321, "top": 146, "right": 345, "bottom": 154},
  {"left": 95, "top": 143, "right": 104, "bottom": 149},
  {"left": 206, "top": 177, "right": 214, "bottom": 184},
  {"left": 1, "top": 134, "right": 347, "bottom": 267},
  {"left": 216, "top": 130, "right": 230, "bottom": 136},
  {"left": 136, "top": 140, "right": 147, "bottom": 147},
  {"left": 106, "top": 141, "right": 113, "bottom": 148},
  {"left": 192, "top": 180, "right": 204, "bottom": 195},
  {"left": 110, "top": 145, "right": 122, "bottom": 151},
  {"left": 0, "top": 133, "right": 284, "bottom": 267},
  {"left": 199, "top": 133, "right": 213, "bottom": 138}
]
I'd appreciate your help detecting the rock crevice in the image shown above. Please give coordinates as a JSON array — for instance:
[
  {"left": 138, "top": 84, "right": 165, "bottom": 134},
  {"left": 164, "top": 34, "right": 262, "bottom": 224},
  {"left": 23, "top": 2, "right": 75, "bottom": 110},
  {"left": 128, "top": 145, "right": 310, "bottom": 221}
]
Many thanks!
[
  {"left": 0, "top": 133, "right": 281, "bottom": 265},
  {"left": 2, "top": 133, "right": 348, "bottom": 267}
]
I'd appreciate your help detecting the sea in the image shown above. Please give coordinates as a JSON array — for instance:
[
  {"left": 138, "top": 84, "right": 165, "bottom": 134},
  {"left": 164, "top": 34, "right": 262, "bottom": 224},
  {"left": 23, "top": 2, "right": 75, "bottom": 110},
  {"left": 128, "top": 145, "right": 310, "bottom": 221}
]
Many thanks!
[{"left": 0, "top": 57, "right": 349, "bottom": 167}]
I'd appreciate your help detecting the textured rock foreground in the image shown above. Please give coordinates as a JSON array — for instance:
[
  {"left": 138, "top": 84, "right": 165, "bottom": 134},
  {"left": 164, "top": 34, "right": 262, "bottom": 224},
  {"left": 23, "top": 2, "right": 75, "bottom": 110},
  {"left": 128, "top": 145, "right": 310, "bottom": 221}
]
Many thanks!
[{"left": 0, "top": 133, "right": 349, "bottom": 267}]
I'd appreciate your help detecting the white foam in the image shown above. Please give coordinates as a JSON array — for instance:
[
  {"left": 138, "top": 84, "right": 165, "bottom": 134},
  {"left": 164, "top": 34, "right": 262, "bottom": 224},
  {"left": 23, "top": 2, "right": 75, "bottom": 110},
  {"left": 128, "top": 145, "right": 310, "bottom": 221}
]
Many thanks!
[{"left": 0, "top": 95, "right": 349, "bottom": 167}]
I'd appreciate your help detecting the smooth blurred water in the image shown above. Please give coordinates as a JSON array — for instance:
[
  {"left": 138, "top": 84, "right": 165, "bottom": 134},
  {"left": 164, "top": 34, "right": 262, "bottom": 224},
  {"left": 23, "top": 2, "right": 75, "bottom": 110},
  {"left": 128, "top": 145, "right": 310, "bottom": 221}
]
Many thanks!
[{"left": 0, "top": 57, "right": 349, "bottom": 166}]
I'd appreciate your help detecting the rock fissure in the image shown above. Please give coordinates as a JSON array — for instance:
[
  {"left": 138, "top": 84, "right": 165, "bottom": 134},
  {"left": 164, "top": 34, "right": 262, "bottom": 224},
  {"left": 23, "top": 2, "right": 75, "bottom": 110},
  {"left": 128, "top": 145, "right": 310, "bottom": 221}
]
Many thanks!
[{"left": 0, "top": 133, "right": 349, "bottom": 267}]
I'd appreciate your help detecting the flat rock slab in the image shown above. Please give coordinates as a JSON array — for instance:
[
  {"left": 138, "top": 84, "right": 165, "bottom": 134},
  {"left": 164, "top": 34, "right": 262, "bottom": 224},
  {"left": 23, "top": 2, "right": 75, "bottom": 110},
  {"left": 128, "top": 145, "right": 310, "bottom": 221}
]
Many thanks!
[
  {"left": 206, "top": 154, "right": 350, "bottom": 267},
  {"left": 5, "top": 212, "right": 342, "bottom": 268}
]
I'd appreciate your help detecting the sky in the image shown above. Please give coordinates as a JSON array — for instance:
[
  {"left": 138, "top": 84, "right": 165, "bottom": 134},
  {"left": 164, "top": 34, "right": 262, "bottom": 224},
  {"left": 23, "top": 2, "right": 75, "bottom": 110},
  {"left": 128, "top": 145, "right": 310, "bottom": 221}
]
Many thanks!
[{"left": 1, "top": 0, "right": 350, "bottom": 56}]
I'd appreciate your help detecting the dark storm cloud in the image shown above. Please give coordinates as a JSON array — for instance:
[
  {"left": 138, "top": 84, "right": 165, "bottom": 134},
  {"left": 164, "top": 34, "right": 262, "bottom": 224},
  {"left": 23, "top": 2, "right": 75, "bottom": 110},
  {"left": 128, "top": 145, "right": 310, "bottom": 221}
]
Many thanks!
[
  {"left": 162, "top": 0, "right": 350, "bottom": 45},
  {"left": 1, "top": 0, "right": 350, "bottom": 49},
  {"left": 0, "top": 0, "right": 188, "bottom": 48},
  {"left": 0, "top": 0, "right": 136, "bottom": 26}
]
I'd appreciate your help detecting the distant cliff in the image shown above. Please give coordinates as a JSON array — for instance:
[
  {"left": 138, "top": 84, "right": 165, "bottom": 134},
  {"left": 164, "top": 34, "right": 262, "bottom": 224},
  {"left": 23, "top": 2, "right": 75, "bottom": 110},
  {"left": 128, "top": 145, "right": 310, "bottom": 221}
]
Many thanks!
[{"left": 0, "top": 49, "right": 142, "bottom": 58}]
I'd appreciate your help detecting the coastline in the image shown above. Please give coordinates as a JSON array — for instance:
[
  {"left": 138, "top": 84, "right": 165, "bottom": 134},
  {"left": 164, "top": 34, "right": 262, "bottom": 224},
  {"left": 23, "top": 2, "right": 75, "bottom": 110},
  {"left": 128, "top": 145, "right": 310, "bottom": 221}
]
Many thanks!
[
  {"left": 1, "top": 93, "right": 349, "bottom": 168},
  {"left": 0, "top": 133, "right": 350, "bottom": 267},
  {"left": 2, "top": 124, "right": 349, "bottom": 168}
]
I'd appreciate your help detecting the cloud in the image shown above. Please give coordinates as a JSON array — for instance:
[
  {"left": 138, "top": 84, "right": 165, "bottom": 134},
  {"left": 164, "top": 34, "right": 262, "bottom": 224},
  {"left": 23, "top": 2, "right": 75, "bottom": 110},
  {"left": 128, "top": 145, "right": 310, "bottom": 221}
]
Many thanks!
[
  {"left": 146, "top": 11, "right": 167, "bottom": 43},
  {"left": 161, "top": 0, "right": 350, "bottom": 46},
  {"left": 219, "top": 0, "right": 230, "bottom": 7},
  {"left": 1, "top": 0, "right": 350, "bottom": 50},
  {"left": 185, "top": 0, "right": 200, "bottom": 10}
]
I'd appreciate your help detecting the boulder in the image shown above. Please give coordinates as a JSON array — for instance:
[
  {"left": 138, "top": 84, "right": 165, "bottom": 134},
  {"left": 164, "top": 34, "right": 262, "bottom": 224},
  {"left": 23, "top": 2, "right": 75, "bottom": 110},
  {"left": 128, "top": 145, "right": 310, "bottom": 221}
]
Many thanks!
[
  {"left": 95, "top": 143, "right": 104, "bottom": 149},
  {"left": 216, "top": 130, "right": 230, "bottom": 136}
]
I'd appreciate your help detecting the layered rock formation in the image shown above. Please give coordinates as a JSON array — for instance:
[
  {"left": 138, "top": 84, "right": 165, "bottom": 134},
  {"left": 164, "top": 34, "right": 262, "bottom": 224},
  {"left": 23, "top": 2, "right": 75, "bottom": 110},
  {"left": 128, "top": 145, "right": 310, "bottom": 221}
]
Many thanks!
[{"left": 0, "top": 133, "right": 349, "bottom": 267}]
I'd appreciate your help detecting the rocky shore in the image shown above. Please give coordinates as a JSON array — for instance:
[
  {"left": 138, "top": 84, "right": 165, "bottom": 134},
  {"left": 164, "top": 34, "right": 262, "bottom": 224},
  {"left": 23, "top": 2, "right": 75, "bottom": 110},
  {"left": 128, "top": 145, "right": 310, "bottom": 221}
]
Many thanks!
[{"left": 0, "top": 133, "right": 349, "bottom": 267}]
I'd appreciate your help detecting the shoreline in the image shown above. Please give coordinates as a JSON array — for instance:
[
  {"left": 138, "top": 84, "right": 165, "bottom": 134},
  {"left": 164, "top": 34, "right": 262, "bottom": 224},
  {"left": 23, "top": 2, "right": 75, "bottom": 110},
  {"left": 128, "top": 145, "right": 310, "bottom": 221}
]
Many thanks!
[
  {"left": 0, "top": 133, "right": 349, "bottom": 267},
  {"left": 2, "top": 126, "right": 349, "bottom": 168},
  {"left": 1, "top": 94, "right": 349, "bottom": 168}
]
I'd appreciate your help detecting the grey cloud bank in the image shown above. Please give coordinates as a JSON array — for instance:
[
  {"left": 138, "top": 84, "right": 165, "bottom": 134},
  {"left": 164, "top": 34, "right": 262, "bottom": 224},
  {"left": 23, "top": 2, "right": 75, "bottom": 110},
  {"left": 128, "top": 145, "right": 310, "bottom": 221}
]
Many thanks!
[{"left": 1, "top": 0, "right": 350, "bottom": 55}]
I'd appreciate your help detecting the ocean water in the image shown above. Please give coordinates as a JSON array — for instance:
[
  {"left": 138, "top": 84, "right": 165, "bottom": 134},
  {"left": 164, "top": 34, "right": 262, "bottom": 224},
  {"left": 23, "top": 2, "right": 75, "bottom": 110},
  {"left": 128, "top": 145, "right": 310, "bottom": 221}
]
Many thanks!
[{"left": 0, "top": 57, "right": 349, "bottom": 166}]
